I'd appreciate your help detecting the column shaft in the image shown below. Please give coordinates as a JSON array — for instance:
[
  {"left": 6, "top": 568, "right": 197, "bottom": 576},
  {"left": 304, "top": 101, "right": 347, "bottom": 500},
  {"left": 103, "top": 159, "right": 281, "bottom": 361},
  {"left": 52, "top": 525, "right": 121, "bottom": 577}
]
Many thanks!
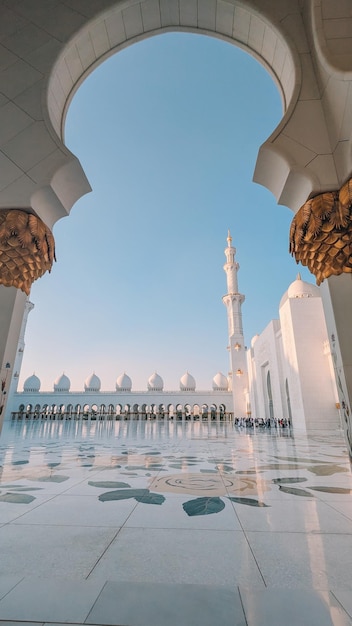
[
  {"left": 0, "top": 286, "right": 27, "bottom": 425},
  {"left": 321, "top": 275, "right": 352, "bottom": 455}
]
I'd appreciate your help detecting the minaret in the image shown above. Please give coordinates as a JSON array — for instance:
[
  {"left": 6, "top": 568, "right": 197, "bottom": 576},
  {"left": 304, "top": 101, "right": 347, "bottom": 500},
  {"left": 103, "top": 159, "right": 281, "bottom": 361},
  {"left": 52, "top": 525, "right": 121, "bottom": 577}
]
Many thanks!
[{"left": 222, "top": 230, "right": 247, "bottom": 416}]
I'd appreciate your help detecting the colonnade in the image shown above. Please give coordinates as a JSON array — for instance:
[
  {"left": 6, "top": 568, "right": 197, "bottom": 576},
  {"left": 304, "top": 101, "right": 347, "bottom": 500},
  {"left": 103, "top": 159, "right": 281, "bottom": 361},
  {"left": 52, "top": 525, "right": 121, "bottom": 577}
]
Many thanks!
[{"left": 11, "top": 405, "right": 231, "bottom": 421}]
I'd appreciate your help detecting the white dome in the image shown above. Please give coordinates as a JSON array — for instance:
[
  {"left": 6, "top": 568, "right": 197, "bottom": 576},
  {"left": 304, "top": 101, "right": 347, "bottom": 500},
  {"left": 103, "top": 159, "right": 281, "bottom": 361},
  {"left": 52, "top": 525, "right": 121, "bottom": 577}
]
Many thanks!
[
  {"left": 23, "top": 373, "right": 41, "bottom": 392},
  {"left": 147, "top": 372, "right": 163, "bottom": 391},
  {"left": 212, "top": 372, "right": 228, "bottom": 391},
  {"left": 84, "top": 373, "right": 101, "bottom": 392},
  {"left": 116, "top": 373, "right": 132, "bottom": 391},
  {"left": 53, "top": 373, "right": 70, "bottom": 392},
  {"left": 280, "top": 274, "right": 320, "bottom": 307},
  {"left": 180, "top": 371, "right": 196, "bottom": 391},
  {"left": 288, "top": 274, "right": 320, "bottom": 299}
]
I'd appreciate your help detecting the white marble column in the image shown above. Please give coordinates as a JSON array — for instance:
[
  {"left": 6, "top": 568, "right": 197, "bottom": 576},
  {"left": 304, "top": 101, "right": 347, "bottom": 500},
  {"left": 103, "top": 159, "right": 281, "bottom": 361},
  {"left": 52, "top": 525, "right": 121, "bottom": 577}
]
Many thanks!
[
  {"left": 0, "top": 286, "right": 27, "bottom": 426},
  {"left": 320, "top": 275, "right": 352, "bottom": 455}
]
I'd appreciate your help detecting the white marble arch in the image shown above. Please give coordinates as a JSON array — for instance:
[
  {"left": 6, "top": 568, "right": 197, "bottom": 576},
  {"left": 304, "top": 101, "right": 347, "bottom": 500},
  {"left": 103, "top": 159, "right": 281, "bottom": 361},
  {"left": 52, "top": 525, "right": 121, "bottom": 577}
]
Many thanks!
[
  {"left": 2, "top": 0, "right": 352, "bottom": 448},
  {"left": 0, "top": 0, "right": 350, "bottom": 223}
]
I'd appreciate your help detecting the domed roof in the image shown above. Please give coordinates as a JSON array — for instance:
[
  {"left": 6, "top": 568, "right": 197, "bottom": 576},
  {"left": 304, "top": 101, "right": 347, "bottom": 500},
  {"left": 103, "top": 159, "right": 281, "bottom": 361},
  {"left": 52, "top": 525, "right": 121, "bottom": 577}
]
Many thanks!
[
  {"left": 116, "top": 373, "right": 132, "bottom": 391},
  {"left": 23, "top": 373, "right": 40, "bottom": 392},
  {"left": 212, "top": 372, "right": 228, "bottom": 391},
  {"left": 180, "top": 371, "right": 196, "bottom": 391},
  {"left": 53, "top": 373, "right": 70, "bottom": 392},
  {"left": 84, "top": 373, "right": 101, "bottom": 392},
  {"left": 147, "top": 372, "right": 163, "bottom": 391},
  {"left": 280, "top": 273, "right": 320, "bottom": 307}
]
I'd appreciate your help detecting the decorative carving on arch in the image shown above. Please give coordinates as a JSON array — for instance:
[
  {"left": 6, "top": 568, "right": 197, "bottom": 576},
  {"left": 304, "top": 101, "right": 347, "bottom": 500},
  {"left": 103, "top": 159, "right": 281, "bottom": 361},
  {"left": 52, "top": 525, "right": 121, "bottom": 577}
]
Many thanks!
[
  {"left": 289, "top": 178, "right": 352, "bottom": 285},
  {"left": 0, "top": 210, "right": 56, "bottom": 295}
]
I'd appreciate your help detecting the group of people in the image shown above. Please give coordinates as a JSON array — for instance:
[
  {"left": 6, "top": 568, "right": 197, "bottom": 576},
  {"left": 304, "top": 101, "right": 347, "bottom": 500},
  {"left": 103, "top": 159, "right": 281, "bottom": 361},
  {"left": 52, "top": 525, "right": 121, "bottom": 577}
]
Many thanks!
[{"left": 234, "top": 417, "right": 291, "bottom": 428}]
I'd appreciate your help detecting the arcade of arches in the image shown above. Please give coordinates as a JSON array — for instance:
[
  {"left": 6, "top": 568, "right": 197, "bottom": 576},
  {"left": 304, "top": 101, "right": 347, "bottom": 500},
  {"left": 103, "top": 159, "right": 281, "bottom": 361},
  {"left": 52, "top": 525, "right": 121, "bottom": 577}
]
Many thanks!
[
  {"left": 1, "top": 1, "right": 352, "bottom": 453},
  {"left": 14, "top": 402, "right": 228, "bottom": 420}
]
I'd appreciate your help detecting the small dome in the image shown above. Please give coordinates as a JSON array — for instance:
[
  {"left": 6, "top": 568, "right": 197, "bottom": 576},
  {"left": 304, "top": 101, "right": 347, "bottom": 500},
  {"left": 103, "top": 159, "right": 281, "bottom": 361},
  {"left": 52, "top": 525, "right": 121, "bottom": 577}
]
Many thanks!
[
  {"left": 280, "top": 273, "right": 320, "bottom": 308},
  {"left": 116, "top": 373, "right": 132, "bottom": 391},
  {"left": 53, "top": 373, "right": 70, "bottom": 392},
  {"left": 147, "top": 372, "right": 163, "bottom": 391},
  {"left": 84, "top": 373, "right": 101, "bottom": 392},
  {"left": 288, "top": 273, "right": 320, "bottom": 299},
  {"left": 180, "top": 371, "right": 196, "bottom": 391},
  {"left": 212, "top": 372, "right": 228, "bottom": 391},
  {"left": 23, "top": 373, "right": 41, "bottom": 392}
]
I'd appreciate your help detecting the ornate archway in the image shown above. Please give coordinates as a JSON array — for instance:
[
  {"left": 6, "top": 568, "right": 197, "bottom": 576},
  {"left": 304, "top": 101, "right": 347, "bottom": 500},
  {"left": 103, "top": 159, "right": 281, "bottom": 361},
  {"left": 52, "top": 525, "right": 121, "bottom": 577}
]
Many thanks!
[{"left": 1, "top": 1, "right": 352, "bottom": 452}]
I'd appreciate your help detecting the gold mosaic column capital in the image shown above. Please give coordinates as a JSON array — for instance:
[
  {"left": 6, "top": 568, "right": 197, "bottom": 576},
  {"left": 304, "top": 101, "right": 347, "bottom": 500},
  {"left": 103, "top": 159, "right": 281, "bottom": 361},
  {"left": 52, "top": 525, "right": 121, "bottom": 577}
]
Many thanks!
[
  {"left": 0, "top": 209, "right": 56, "bottom": 295},
  {"left": 289, "top": 178, "right": 352, "bottom": 285}
]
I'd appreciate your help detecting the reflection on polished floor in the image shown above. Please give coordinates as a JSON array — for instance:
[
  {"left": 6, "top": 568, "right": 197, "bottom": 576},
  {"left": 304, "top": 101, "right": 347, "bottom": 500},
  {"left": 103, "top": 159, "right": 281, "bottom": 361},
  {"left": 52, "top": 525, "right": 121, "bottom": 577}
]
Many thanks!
[{"left": 0, "top": 418, "right": 352, "bottom": 625}]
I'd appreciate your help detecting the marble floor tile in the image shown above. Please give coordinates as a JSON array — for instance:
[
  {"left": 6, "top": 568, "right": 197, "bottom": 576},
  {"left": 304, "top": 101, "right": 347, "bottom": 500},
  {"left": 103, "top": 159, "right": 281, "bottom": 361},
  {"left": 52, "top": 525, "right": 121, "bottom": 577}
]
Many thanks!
[
  {"left": 326, "top": 501, "right": 352, "bottom": 521},
  {"left": 88, "top": 526, "right": 265, "bottom": 588},
  {"left": 331, "top": 590, "right": 352, "bottom": 620},
  {"left": 232, "top": 499, "right": 352, "bottom": 533},
  {"left": 0, "top": 494, "right": 57, "bottom": 524},
  {"left": 86, "top": 581, "right": 246, "bottom": 626},
  {"left": 240, "top": 588, "right": 352, "bottom": 626},
  {"left": 0, "top": 578, "right": 105, "bottom": 623},
  {"left": 0, "top": 524, "right": 118, "bottom": 578},
  {"left": 246, "top": 531, "right": 352, "bottom": 589},
  {"left": 12, "top": 494, "right": 138, "bottom": 527},
  {"left": 0, "top": 576, "right": 23, "bottom": 600}
]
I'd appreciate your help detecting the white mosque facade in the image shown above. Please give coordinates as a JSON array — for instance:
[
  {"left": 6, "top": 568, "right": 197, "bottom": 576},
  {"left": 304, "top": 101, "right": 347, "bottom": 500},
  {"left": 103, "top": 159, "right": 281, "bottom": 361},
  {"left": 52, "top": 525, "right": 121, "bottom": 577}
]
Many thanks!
[
  {"left": 247, "top": 276, "right": 340, "bottom": 430},
  {"left": 7, "top": 233, "right": 340, "bottom": 430}
]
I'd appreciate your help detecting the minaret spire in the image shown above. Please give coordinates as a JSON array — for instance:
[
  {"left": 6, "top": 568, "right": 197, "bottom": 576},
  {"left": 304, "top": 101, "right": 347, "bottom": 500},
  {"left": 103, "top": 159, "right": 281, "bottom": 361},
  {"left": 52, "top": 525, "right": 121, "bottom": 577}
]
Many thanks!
[{"left": 222, "top": 231, "right": 247, "bottom": 416}]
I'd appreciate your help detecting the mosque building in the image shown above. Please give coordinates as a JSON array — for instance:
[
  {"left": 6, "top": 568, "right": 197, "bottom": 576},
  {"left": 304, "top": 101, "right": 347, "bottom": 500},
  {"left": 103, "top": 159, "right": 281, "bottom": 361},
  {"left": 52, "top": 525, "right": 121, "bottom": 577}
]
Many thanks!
[
  {"left": 247, "top": 274, "right": 340, "bottom": 430},
  {"left": 7, "top": 232, "right": 340, "bottom": 429}
]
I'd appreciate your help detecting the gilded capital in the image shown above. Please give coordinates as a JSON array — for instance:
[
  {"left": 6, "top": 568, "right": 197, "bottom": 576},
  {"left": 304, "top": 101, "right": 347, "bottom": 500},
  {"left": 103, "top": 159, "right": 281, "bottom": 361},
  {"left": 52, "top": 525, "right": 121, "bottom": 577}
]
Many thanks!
[
  {"left": 289, "top": 178, "right": 352, "bottom": 285},
  {"left": 0, "top": 209, "right": 56, "bottom": 295}
]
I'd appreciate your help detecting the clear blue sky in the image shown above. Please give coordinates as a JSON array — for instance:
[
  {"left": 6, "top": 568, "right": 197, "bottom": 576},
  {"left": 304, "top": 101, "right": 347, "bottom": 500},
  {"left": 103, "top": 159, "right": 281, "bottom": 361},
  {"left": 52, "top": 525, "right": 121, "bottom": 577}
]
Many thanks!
[{"left": 19, "top": 32, "right": 312, "bottom": 392}]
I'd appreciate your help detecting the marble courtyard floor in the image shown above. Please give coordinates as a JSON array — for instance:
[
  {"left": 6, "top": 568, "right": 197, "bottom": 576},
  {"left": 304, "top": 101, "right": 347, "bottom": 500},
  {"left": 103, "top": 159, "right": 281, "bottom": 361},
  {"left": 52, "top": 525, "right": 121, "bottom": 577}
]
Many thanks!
[{"left": 0, "top": 419, "right": 352, "bottom": 625}]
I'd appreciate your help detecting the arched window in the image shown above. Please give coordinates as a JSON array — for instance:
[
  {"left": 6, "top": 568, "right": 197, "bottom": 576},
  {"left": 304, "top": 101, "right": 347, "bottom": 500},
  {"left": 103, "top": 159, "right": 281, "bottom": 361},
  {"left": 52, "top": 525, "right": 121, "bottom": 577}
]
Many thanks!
[
  {"left": 267, "top": 371, "right": 274, "bottom": 421},
  {"left": 193, "top": 404, "right": 200, "bottom": 418},
  {"left": 175, "top": 404, "right": 183, "bottom": 419},
  {"left": 185, "top": 404, "right": 192, "bottom": 418}
]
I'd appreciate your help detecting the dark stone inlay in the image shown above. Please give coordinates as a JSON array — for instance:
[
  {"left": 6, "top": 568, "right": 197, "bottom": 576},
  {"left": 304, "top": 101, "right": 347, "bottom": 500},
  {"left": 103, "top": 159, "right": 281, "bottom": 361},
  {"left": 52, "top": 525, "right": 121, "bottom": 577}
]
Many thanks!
[
  {"left": 227, "top": 496, "right": 270, "bottom": 507},
  {"left": 278, "top": 486, "right": 313, "bottom": 497},
  {"left": 183, "top": 497, "right": 225, "bottom": 516},
  {"left": 0, "top": 492, "right": 35, "bottom": 503},
  {"left": 88, "top": 481, "right": 131, "bottom": 489},
  {"left": 307, "top": 486, "right": 352, "bottom": 494},
  {"left": 272, "top": 477, "right": 307, "bottom": 484}
]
